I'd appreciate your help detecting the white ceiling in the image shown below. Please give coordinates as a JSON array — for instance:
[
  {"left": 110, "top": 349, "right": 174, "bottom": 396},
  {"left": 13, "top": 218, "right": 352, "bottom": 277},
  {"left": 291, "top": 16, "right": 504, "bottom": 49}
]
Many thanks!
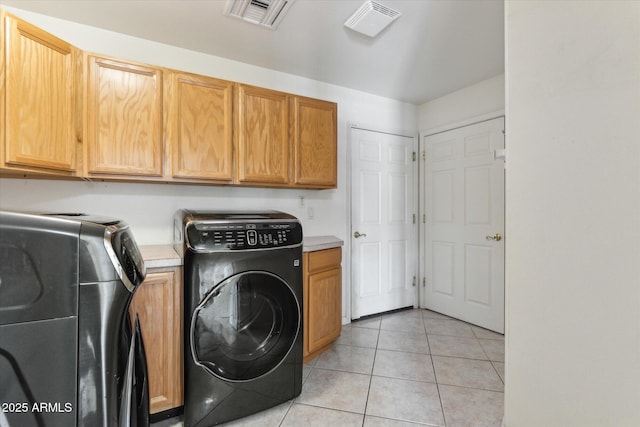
[{"left": 3, "top": 0, "right": 505, "bottom": 105}]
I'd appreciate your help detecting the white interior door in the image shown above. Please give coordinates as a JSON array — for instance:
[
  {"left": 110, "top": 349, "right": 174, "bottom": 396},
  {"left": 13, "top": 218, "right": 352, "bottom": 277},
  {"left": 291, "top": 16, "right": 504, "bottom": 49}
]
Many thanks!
[
  {"left": 421, "top": 117, "right": 505, "bottom": 333},
  {"left": 350, "top": 127, "right": 417, "bottom": 319}
]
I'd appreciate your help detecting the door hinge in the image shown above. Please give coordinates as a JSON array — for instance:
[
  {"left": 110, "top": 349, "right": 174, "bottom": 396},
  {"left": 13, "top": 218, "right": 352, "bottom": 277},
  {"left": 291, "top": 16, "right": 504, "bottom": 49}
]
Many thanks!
[
  {"left": 422, "top": 277, "right": 426, "bottom": 287},
  {"left": 413, "top": 213, "right": 416, "bottom": 224},
  {"left": 412, "top": 276, "right": 416, "bottom": 287},
  {"left": 423, "top": 213, "right": 427, "bottom": 224},
  {"left": 422, "top": 150, "right": 426, "bottom": 161},
  {"left": 412, "top": 151, "right": 416, "bottom": 162}
]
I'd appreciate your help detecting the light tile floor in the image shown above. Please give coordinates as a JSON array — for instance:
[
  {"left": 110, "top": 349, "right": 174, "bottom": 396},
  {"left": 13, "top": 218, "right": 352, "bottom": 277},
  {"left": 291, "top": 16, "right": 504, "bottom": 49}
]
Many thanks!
[{"left": 153, "top": 308, "right": 505, "bottom": 427}]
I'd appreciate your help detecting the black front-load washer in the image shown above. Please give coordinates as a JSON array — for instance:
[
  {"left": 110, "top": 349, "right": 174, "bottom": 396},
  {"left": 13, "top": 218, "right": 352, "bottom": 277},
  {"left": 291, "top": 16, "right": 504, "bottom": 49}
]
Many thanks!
[{"left": 175, "top": 210, "right": 304, "bottom": 427}]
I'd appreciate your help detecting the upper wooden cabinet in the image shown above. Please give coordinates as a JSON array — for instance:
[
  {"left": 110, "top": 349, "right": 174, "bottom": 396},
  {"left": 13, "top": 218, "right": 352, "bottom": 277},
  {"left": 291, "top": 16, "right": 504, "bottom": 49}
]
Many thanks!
[
  {"left": 235, "top": 84, "right": 290, "bottom": 185},
  {"left": 235, "top": 84, "right": 338, "bottom": 188},
  {"left": 2, "top": 14, "right": 338, "bottom": 189},
  {"left": 84, "top": 55, "right": 163, "bottom": 177},
  {"left": 1, "top": 12, "right": 80, "bottom": 175},
  {"left": 292, "top": 96, "right": 337, "bottom": 188},
  {"left": 165, "top": 72, "right": 234, "bottom": 182}
]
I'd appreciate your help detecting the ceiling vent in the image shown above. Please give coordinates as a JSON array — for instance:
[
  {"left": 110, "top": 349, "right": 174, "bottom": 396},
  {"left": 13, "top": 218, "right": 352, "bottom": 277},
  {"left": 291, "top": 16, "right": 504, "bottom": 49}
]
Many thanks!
[
  {"left": 344, "top": 0, "right": 401, "bottom": 38},
  {"left": 224, "top": 0, "right": 295, "bottom": 30}
]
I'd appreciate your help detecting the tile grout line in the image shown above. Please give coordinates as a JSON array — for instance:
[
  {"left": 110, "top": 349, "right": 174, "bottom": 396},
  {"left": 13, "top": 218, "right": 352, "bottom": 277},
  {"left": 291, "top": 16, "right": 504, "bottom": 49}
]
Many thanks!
[
  {"left": 276, "top": 399, "right": 296, "bottom": 427},
  {"left": 474, "top": 331, "right": 505, "bottom": 385},
  {"left": 359, "top": 323, "right": 381, "bottom": 426},
  {"left": 425, "top": 314, "right": 449, "bottom": 427}
]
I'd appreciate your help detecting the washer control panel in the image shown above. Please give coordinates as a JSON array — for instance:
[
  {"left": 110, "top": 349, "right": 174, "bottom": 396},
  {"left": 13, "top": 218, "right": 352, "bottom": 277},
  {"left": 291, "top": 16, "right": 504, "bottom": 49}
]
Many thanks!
[{"left": 186, "top": 220, "right": 302, "bottom": 251}]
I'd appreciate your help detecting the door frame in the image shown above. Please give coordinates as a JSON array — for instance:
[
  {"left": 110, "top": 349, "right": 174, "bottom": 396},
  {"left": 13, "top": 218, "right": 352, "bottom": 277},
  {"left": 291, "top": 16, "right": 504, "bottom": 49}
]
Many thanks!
[
  {"left": 418, "top": 110, "right": 505, "bottom": 312},
  {"left": 346, "top": 122, "right": 419, "bottom": 323}
]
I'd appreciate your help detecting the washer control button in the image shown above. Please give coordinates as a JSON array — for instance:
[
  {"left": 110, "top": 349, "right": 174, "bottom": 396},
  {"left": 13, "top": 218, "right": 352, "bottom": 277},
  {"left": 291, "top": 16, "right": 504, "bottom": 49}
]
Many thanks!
[{"left": 246, "top": 229, "right": 258, "bottom": 246}]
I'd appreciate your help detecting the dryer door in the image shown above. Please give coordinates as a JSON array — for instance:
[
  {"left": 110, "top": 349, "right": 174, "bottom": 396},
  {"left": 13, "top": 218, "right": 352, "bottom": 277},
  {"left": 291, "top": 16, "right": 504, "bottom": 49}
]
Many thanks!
[{"left": 191, "top": 271, "right": 300, "bottom": 382}]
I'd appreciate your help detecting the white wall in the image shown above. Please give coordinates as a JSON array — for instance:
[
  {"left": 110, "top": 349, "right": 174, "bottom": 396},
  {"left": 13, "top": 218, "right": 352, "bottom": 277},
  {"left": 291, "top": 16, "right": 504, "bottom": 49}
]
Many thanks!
[
  {"left": 0, "top": 5, "right": 417, "bottom": 323},
  {"left": 504, "top": 2, "right": 640, "bottom": 426},
  {"left": 418, "top": 73, "right": 504, "bottom": 132},
  {"left": 0, "top": 8, "right": 418, "bottom": 241},
  {"left": 0, "top": 6, "right": 416, "bottom": 245}
]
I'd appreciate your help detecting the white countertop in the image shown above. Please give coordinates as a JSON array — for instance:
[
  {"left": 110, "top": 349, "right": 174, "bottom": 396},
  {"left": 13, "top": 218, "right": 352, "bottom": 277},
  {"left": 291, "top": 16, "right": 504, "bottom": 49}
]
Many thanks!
[
  {"left": 303, "top": 235, "right": 344, "bottom": 252},
  {"left": 139, "top": 244, "right": 182, "bottom": 269},
  {"left": 139, "top": 235, "right": 344, "bottom": 268}
]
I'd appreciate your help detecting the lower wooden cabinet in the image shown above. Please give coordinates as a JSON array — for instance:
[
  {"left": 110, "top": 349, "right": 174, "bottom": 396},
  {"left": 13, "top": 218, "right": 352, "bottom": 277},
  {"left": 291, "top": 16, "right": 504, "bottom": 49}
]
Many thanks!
[
  {"left": 303, "top": 247, "right": 342, "bottom": 361},
  {"left": 129, "top": 266, "right": 183, "bottom": 414}
]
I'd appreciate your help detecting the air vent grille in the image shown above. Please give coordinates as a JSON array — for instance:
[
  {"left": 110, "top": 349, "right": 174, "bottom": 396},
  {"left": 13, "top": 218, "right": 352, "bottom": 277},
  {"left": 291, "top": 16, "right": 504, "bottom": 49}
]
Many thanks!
[
  {"left": 371, "top": 2, "right": 400, "bottom": 18},
  {"left": 345, "top": 0, "right": 402, "bottom": 38},
  {"left": 224, "top": 0, "right": 294, "bottom": 30}
]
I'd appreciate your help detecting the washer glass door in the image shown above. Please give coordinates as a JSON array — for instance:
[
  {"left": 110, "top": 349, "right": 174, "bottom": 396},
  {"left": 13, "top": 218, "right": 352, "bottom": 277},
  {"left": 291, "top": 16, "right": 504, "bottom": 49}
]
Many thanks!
[{"left": 191, "top": 271, "right": 300, "bottom": 381}]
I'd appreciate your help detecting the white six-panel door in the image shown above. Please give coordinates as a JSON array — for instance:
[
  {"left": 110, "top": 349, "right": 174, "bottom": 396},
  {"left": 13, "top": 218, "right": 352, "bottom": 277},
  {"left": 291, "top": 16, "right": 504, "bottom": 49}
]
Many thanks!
[
  {"left": 421, "top": 117, "right": 505, "bottom": 333},
  {"left": 350, "top": 127, "right": 417, "bottom": 319}
]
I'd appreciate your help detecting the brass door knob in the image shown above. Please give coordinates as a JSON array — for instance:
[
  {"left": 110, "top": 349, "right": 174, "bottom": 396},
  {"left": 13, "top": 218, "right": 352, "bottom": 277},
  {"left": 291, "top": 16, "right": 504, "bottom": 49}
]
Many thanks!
[
  {"left": 353, "top": 231, "right": 367, "bottom": 238},
  {"left": 486, "top": 233, "right": 502, "bottom": 241}
]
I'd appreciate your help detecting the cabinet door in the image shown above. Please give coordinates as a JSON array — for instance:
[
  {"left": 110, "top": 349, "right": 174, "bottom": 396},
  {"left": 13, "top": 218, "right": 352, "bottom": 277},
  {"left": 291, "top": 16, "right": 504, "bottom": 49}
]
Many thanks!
[
  {"left": 307, "top": 266, "right": 342, "bottom": 354},
  {"left": 86, "top": 56, "right": 163, "bottom": 176},
  {"left": 292, "top": 96, "right": 337, "bottom": 188},
  {"left": 236, "top": 84, "right": 289, "bottom": 184},
  {"left": 166, "top": 72, "right": 233, "bottom": 181},
  {"left": 2, "top": 13, "right": 79, "bottom": 173},
  {"left": 129, "top": 268, "right": 183, "bottom": 414}
]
